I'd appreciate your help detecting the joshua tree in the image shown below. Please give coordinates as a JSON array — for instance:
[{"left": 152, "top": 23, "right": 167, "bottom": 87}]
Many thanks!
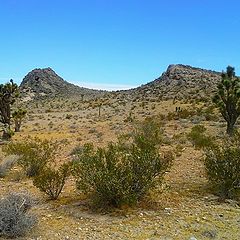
[
  {"left": 213, "top": 66, "right": 240, "bottom": 135},
  {"left": 0, "top": 80, "right": 19, "bottom": 139},
  {"left": 12, "top": 109, "right": 27, "bottom": 132},
  {"left": 98, "top": 102, "right": 102, "bottom": 117}
]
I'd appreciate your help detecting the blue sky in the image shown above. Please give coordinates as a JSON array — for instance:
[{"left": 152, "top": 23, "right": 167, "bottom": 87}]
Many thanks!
[{"left": 0, "top": 0, "right": 240, "bottom": 90}]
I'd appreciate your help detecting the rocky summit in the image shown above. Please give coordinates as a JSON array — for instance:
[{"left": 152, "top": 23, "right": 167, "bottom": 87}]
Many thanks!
[
  {"left": 20, "top": 67, "right": 104, "bottom": 99},
  {"left": 130, "top": 64, "right": 222, "bottom": 101}
]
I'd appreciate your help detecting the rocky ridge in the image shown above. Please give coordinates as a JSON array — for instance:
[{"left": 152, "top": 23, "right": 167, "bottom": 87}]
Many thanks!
[
  {"left": 20, "top": 68, "right": 105, "bottom": 100},
  {"left": 20, "top": 64, "right": 223, "bottom": 101},
  {"left": 129, "top": 64, "right": 222, "bottom": 101}
]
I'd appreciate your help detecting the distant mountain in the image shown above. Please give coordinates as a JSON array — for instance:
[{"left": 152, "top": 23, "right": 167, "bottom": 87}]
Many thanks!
[
  {"left": 20, "top": 65, "right": 223, "bottom": 102},
  {"left": 129, "top": 64, "right": 222, "bottom": 101},
  {"left": 20, "top": 67, "right": 105, "bottom": 99}
]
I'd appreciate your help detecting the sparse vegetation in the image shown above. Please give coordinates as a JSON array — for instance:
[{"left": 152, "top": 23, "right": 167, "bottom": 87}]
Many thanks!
[
  {"left": 0, "top": 64, "right": 239, "bottom": 238},
  {"left": 3, "top": 137, "right": 59, "bottom": 177},
  {"left": 33, "top": 162, "right": 71, "bottom": 200},
  {"left": 204, "top": 136, "right": 240, "bottom": 199},
  {"left": 187, "top": 125, "right": 214, "bottom": 149},
  {"left": 12, "top": 108, "right": 27, "bottom": 132},
  {"left": 0, "top": 155, "right": 18, "bottom": 178},
  {"left": 0, "top": 193, "right": 37, "bottom": 238},
  {"left": 72, "top": 121, "right": 172, "bottom": 207}
]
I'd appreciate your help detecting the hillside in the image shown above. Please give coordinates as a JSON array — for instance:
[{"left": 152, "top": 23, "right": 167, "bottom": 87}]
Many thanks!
[
  {"left": 20, "top": 64, "right": 222, "bottom": 102},
  {"left": 129, "top": 64, "right": 222, "bottom": 101},
  {"left": 20, "top": 68, "right": 105, "bottom": 100},
  {"left": 1, "top": 64, "right": 239, "bottom": 240}
]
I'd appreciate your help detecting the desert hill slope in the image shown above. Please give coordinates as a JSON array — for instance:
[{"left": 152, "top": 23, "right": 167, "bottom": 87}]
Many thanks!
[
  {"left": 20, "top": 64, "right": 222, "bottom": 101},
  {"left": 20, "top": 67, "right": 105, "bottom": 99},
  {"left": 128, "top": 64, "right": 222, "bottom": 101}
]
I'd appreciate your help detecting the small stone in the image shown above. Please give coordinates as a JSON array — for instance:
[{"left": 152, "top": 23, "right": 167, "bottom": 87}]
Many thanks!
[
  {"left": 189, "top": 237, "right": 197, "bottom": 240},
  {"left": 202, "top": 230, "right": 217, "bottom": 239},
  {"left": 164, "top": 207, "right": 172, "bottom": 214}
]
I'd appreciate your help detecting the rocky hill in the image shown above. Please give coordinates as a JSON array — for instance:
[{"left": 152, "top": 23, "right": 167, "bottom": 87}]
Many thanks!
[
  {"left": 129, "top": 64, "right": 222, "bottom": 101},
  {"left": 20, "top": 64, "right": 223, "bottom": 102},
  {"left": 20, "top": 68, "right": 105, "bottom": 100}
]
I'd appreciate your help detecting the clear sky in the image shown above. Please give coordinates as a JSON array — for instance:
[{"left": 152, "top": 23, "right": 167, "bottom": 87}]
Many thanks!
[{"left": 0, "top": 0, "right": 240, "bottom": 90}]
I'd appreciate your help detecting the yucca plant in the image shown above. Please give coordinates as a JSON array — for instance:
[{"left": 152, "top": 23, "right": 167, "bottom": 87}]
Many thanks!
[{"left": 213, "top": 66, "right": 240, "bottom": 135}]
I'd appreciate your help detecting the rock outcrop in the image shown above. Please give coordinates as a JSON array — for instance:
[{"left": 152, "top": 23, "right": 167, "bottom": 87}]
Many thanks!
[
  {"left": 130, "top": 64, "right": 222, "bottom": 101},
  {"left": 20, "top": 67, "right": 104, "bottom": 99}
]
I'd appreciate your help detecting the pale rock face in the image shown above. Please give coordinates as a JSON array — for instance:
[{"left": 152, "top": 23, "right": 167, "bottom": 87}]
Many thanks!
[{"left": 130, "top": 64, "right": 222, "bottom": 101}]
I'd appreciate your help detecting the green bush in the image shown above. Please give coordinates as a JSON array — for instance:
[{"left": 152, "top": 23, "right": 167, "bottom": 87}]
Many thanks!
[
  {"left": 33, "top": 163, "right": 71, "bottom": 200},
  {"left": 204, "top": 105, "right": 217, "bottom": 121},
  {"left": 133, "top": 117, "right": 164, "bottom": 146},
  {"left": 178, "top": 109, "right": 196, "bottom": 119},
  {"left": 3, "top": 137, "right": 59, "bottom": 177},
  {"left": 167, "top": 109, "right": 197, "bottom": 121},
  {"left": 204, "top": 142, "right": 240, "bottom": 199},
  {"left": 187, "top": 125, "right": 214, "bottom": 149},
  {"left": 72, "top": 127, "right": 172, "bottom": 207}
]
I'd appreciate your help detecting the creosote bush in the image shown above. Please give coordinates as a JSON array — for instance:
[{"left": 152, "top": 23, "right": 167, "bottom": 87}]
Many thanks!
[
  {"left": 0, "top": 193, "right": 37, "bottom": 238},
  {"left": 33, "top": 163, "right": 71, "bottom": 200},
  {"left": 3, "top": 137, "right": 59, "bottom": 177},
  {"left": 3, "top": 137, "right": 69, "bottom": 200},
  {"left": 133, "top": 116, "right": 164, "bottom": 146},
  {"left": 72, "top": 120, "right": 172, "bottom": 207},
  {"left": 187, "top": 125, "right": 215, "bottom": 149},
  {"left": 204, "top": 135, "right": 240, "bottom": 199}
]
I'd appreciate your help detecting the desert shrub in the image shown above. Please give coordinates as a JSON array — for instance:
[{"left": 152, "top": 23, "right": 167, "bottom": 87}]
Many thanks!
[
  {"left": 0, "top": 193, "right": 37, "bottom": 238},
  {"left": 33, "top": 163, "right": 71, "bottom": 200},
  {"left": 66, "top": 114, "right": 72, "bottom": 119},
  {"left": 72, "top": 129, "right": 172, "bottom": 207},
  {"left": 187, "top": 125, "right": 214, "bottom": 149},
  {"left": 204, "top": 142, "right": 240, "bottom": 199},
  {"left": 174, "top": 144, "right": 184, "bottom": 157},
  {"left": 166, "top": 109, "right": 194, "bottom": 121},
  {"left": 172, "top": 132, "right": 187, "bottom": 144},
  {"left": 178, "top": 109, "right": 196, "bottom": 119},
  {"left": 133, "top": 117, "right": 164, "bottom": 146},
  {"left": 166, "top": 112, "right": 175, "bottom": 121},
  {"left": 3, "top": 137, "right": 59, "bottom": 177},
  {"left": 204, "top": 105, "right": 217, "bottom": 121},
  {"left": 0, "top": 155, "right": 18, "bottom": 178},
  {"left": 226, "top": 130, "right": 240, "bottom": 147}
]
